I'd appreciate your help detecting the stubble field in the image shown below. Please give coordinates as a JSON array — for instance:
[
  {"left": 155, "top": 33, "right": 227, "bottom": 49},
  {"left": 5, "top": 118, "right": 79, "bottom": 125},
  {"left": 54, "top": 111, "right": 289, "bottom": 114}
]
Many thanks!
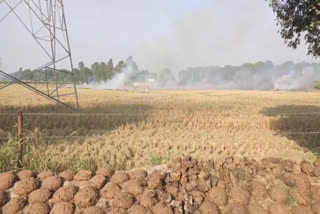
[{"left": 0, "top": 85, "right": 320, "bottom": 172}]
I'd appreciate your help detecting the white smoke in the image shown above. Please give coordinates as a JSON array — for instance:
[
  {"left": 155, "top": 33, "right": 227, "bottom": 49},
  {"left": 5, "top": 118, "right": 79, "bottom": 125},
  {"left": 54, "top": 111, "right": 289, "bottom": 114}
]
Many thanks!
[
  {"left": 273, "top": 68, "right": 319, "bottom": 90},
  {"left": 91, "top": 57, "right": 140, "bottom": 90},
  {"left": 176, "top": 66, "right": 320, "bottom": 91},
  {"left": 89, "top": 58, "right": 320, "bottom": 91}
]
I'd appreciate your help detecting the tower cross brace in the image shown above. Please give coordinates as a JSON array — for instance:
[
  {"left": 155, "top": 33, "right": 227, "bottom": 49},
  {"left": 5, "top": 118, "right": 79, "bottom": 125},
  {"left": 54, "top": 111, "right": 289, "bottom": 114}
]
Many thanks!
[{"left": 0, "top": 0, "right": 79, "bottom": 110}]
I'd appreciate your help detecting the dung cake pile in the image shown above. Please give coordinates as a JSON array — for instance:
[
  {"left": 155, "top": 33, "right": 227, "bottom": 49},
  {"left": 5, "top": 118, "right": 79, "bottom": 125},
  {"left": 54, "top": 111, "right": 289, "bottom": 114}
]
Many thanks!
[{"left": 0, "top": 156, "right": 320, "bottom": 214}]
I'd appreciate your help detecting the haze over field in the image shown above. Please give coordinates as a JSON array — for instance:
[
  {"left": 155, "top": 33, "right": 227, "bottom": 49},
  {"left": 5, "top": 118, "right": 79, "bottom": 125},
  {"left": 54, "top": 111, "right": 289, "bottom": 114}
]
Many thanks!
[
  {"left": 0, "top": 1, "right": 319, "bottom": 91},
  {"left": 90, "top": 58, "right": 320, "bottom": 91},
  {"left": 0, "top": 1, "right": 316, "bottom": 70}
]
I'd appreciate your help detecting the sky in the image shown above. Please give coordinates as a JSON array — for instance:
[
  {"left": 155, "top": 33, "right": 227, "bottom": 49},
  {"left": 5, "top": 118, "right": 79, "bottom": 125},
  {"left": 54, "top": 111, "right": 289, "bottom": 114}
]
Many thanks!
[{"left": 0, "top": 0, "right": 317, "bottom": 73}]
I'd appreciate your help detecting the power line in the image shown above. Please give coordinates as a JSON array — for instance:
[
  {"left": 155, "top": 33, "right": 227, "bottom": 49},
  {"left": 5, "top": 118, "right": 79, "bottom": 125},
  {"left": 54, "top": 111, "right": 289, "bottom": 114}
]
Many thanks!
[
  {"left": 1, "top": 130, "right": 320, "bottom": 142},
  {"left": 2, "top": 112, "right": 320, "bottom": 116}
]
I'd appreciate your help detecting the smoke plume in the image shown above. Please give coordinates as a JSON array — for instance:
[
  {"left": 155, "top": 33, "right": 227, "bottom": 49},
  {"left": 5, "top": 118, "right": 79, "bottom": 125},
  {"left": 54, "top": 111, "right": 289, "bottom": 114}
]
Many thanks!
[
  {"left": 91, "top": 57, "right": 140, "bottom": 90},
  {"left": 90, "top": 59, "right": 320, "bottom": 91}
]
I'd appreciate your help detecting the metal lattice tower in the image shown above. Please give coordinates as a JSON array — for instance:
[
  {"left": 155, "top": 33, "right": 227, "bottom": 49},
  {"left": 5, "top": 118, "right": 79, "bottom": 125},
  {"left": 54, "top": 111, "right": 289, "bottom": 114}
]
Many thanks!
[{"left": 0, "top": 0, "right": 79, "bottom": 110}]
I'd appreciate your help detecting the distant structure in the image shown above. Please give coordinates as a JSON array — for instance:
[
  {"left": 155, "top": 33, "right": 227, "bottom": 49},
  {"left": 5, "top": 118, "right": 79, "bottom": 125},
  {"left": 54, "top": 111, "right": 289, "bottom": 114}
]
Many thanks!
[{"left": 0, "top": 0, "right": 79, "bottom": 110}]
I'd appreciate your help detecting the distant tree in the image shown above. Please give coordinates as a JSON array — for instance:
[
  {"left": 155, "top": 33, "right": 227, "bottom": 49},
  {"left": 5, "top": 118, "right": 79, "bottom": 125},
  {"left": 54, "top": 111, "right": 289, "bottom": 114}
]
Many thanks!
[
  {"left": 91, "top": 62, "right": 101, "bottom": 82},
  {"left": 106, "top": 59, "right": 114, "bottom": 80},
  {"left": 73, "top": 68, "right": 81, "bottom": 83},
  {"left": 125, "top": 56, "right": 138, "bottom": 71},
  {"left": 267, "top": 0, "right": 320, "bottom": 57},
  {"left": 78, "top": 61, "right": 85, "bottom": 70},
  {"left": 17, "top": 68, "right": 23, "bottom": 79},
  {"left": 244, "top": 61, "right": 274, "bottom": 73},
  {"left": 23, "top": 69, "right": 33, "bottom": 81},
  {"left": 115, "top": 60, "right": 125, "bottom": 73},
  {"left": 100, "top": 62, "right": 108, "bottom": 81},
  {"left": 313, "top": 80, "right": 320, "bottom": 89},
  {"left": 82, "top": 67, "right": 92, "bottom": 83},
  {"left": 78, "top": 61, "right": 92, "bottom": 83},
  {"left": 57, "top": 69, "right": 69, "bottom": 82},
  {"left": 223, "top": 65, "right": 236, "bottom": 80}
]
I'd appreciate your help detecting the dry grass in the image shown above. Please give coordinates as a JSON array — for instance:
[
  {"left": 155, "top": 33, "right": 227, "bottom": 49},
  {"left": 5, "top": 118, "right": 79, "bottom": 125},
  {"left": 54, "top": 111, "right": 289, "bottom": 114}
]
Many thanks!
[{"left": 1, "top": 85, "right": 320, "bottom": 172}]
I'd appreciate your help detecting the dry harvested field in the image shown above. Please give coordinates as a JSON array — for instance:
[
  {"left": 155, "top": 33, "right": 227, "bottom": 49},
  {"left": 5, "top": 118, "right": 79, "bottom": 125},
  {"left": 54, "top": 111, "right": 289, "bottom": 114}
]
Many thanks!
[{"left": 0, "top": 85, "right": 320, "bottom": 172}]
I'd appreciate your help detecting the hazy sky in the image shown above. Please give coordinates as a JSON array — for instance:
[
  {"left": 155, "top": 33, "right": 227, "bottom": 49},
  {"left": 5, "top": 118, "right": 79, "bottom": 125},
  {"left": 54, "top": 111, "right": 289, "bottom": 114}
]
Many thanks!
[{"left": 0, "top": 0, "right": 316, "bottom": 73}]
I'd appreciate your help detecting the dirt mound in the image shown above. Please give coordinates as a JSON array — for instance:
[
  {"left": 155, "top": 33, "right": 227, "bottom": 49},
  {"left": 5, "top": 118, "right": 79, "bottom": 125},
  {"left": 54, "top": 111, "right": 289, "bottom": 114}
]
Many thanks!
[
  {"left": 311, "top": 185, "right": 320, "bottom": 201},
  {"left": 207, "top": 187, "right": 228, "bottom": 206},
  {"left": 113, "top": 192, "right": 135, "bottom": 209},
  {"left": 147, "top": 170, "right": 164, "bottom": 190},
  {"left": 138, "top": 190, "right": 158, "bottom": 208},
  {"left": 230, "top": 186, "right": 251, "bottom": 205},
  {"left": 0, "top": 172, "right": 16, "bottom": 191},
  {"left": 89, "top": 175, "right": 106, "bottom": 190},
  {"left": 289, "top": 174, "right": 311, "bottom": 194},
  {"left": 82, "top": 206, "right": 105, "bottom": 214},
  {"left": 110, "top": 171, "right": 129, "bottom": 184},
  {"left": 312, "top": 200, "right": 320, "bottom": 213},
  {"left": 227, "top": 203, "right": 248, "bottom": 214},
  {"left": 292, "top": 189, "right": 311, "bottom": 206},
  {"left": 199, "top": 200, "right": 220, "bottom": 214},
  {"left": 58, "top": 170, "right": 74, "bottom": 181},
  {"left": 2, "top": 196, "right": 27, "bottom": 214},
  {"left": 151, "top": 202, "right": 173, "bottom": 214},
  {"left": 37, "top": 171, "right": 54, "bottom": 181},
  {"left": 41, "top": 176, "right": 63, "bottom": 192},
  {"left": 28, "top": 189, "right": 51, "bottom": 204},
  {"left": 291, "top": 206, "right": 314, "bottom": 214},
  {"left": 50, "top": 202, "right": 75, "bottom": 214},
  {"left": 268, "top": 203, "right": 292, "bottom": 214},
  {"left": 268, "top": 185, "right": 289, "bottom": 204},
  {"left": 96, "top": 167, "right": 114, "bottom": 178},
  {"left": 24, "top": 203, "right": 50, "bottom": 214},
  {"left": 125, "top": 179, "right": 146, "bottom": 195},
  {"left": 17, "top": 170, "right": 35, "bottom": 180},
  {"left": 128, "top": 204, "right": 152, "bottom": 214},
  {"left": 52, "top": 185, "right": 78, "bottom": 203},
  {"left": 100, "top": 182, "right": 120, "bottom": 200},
  {"left": 247, "top": 204, "right": 268, "bottom": 214},
  {"left": 74, "top": 187, "right": 98, "bottom": 208},
  {"left": 129, "top": 169, "right": 147, "bottom": 180},
  {"left": 15, "top": 177, "right": 40, "bottom": 196},
  {"left": 250, "top": 181, "right": 267, "bottom": 200},
  {"left": 74, "top": 170, "right": 93, "bottom": 181},
  {"left": 1, "top": 157, "right": 320, "bottom": 213},
  {"left": 0, "top": 191, "right": 8, "bottom": 207}
]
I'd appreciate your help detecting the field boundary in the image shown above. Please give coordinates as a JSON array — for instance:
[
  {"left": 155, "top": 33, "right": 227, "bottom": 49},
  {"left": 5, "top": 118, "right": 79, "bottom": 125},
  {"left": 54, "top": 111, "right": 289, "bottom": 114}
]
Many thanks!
[{"left": 3, "top": 111, "right": 320, "bottom": 116}]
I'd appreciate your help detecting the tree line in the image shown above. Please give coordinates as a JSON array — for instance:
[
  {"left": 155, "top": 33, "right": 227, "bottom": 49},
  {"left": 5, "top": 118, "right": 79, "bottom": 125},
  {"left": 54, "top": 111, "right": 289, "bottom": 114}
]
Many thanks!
[
  {"left": 165, "top": 61, "right": 320, "bottom": 90},
  {"left": 14, "top": 59, "right": 126, "bottom": 84},
  {"left": 74, "top": 59, "right": 125, "bottom": 83},
  {"left": 13, "top": 57, "right": 158, "bottom": 84},
  {"left": 10, "top": 60, "right": 320, "bottom": 89}
]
